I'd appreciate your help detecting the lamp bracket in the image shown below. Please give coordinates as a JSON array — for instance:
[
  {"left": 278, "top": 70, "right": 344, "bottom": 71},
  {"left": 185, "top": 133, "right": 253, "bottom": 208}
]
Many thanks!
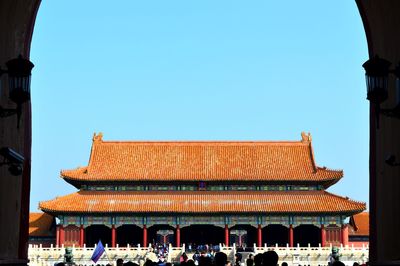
[
  {"left": 0, "top": 106, "right": 18, "bottom": 117},
  {"left": 381, "top": 105, "right": 400, "bottom": 118}
]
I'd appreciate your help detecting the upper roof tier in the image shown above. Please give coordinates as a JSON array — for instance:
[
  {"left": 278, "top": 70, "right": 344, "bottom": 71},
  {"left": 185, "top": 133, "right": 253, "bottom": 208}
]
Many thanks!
[{"left": 61, "top": 132, "right": 343, "bottom": 187}]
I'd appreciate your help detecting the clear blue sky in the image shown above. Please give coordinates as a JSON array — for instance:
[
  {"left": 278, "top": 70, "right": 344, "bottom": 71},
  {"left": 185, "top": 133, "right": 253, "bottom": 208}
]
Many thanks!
[{"left": 29, "top": 1, "right": 369, "bottom": 211}]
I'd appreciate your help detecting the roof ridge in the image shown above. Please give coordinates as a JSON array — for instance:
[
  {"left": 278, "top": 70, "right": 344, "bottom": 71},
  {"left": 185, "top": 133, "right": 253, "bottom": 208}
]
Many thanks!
[
  {"left": 90, "top": 131, "right": 316, "bottom": 144},
  {"left": 317, "top": 166, "right": 343, "bottom": 172}
]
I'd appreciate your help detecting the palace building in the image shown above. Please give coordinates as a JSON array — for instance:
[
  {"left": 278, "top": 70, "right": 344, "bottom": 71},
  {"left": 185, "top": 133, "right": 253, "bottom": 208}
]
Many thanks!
[{"left": 39, "top": 132, "right": 366, "bottom": 248}]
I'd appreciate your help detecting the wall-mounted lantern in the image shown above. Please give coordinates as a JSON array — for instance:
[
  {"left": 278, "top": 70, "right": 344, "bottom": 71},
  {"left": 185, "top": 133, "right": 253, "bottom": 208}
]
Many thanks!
[
  {"left": 0, "top": 147, "right": 24, "bottom": 176},
  {"left": 0, "top": 55, "right": 34, "bottom": 128},
  {"left": 363, "top": 55, "right": 400, "bottom": 128}
]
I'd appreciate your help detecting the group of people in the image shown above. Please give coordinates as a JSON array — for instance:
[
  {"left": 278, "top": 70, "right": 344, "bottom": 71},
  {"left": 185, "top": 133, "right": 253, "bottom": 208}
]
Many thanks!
[
  {"left": 178, "top": 250, "right": 282, "bottom": 266},
  {"left": 186, "top": 244, "right": 220, "bottom": 253},
  {"left": 55, "top": 248, "right": 366, "bottom": 266}
]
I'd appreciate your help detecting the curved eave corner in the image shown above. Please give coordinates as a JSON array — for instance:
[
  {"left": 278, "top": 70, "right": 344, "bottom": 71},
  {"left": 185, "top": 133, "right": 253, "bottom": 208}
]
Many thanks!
[
  {"left": 60, "top": 167, "right": 88, "bottom": 189},
  {"left": 318, "top": 168, "right": 344, "bottom": 189},
  {"left": 325, "top": 191, "right": 366, "bottom": 216}
]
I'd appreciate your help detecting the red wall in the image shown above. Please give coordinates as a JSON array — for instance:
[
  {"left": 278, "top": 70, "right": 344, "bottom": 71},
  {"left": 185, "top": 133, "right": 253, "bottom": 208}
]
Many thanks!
[{"left": 64, "top": 225, "right": 80, "bottom": 246}]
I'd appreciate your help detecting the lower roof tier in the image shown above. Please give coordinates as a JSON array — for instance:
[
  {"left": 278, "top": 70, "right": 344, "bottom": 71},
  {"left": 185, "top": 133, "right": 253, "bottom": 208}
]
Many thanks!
[{"left": 39, "top": 191, "right": 365, "bottom": 215}]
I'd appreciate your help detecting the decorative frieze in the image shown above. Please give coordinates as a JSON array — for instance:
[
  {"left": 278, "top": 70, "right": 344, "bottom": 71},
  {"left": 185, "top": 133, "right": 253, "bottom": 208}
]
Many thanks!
[
  {"left": 83, "top": 216, "right": 112, "bottom": 227},
  {"left": 292, "top": 216, "right": 320, "bottom": 227},
  {"left": 322, "top": 216, "right": 342, "bottom": 225},
  {"left": 83, "top": 184, "right": 322, "bottom": 192},
  {"left": 115, "top": 216, "right": 143, "bottom": 226},
  {"left": 146, "top": 216, "right": 176, "bottom": 226},
  {"left": 63, "top": 216, "right": 80, "bottom": 226},
  {"left": 262, "top": 216, "right": 290, "bottom": 226},
  {"left": 60, "top": 214, "right": 342, "bottom": 228},
  {"left": 229, "top": 215, "right": 258, "bottom": 226}
]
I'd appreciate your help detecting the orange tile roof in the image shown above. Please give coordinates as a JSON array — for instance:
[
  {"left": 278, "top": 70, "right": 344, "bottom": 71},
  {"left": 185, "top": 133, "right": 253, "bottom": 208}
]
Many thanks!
[
  {"left": 39, "top": 191, "right": 365, "bottom": 215},
  {"left": 349, "top": 212, "right": 369, "bottom": 236},
  {"left": 29, "top": 212, "right": 55, "bottom": 237},
  {"left": 61, "top": 132, "right": 342, "bottom": 185}
]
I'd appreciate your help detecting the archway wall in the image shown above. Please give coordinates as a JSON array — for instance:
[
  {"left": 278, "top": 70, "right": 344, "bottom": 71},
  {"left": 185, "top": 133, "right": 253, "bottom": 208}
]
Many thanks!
[
  {"left": 262, "top": 225, "right": 289, "bottom": 247},
  {"left": 116, "top": 225, "right": 142, "bottom": 247},
  {"left": 293, "top": 224, "right": 321, "bottom": 247},
  {"left": 181, "top": 225, "right": 224, "bottom": 246},
  {"left": 356, "top": 0, "right": 400, "bottom": 263},
  {"left": 85, "top": 225, "right": 111, "bottom": 247},
  {"left": 0, "top": 1, "right": 41, "bottom": 262},
  {"left": 230, "top": 224, "right": 257, "bottom": 247},
  {"left": 148, "top": 224, "right": 176, "bottom": 246}
]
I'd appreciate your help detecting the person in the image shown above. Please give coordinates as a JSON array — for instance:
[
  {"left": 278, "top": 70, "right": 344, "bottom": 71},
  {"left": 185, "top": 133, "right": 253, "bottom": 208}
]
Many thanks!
[
  {"left": 180, "top": 252, "right": 188, "bottom": 263},
  {"left": 124, "top": 262, "right": 137, "bottom": 266},
  {"left": 246, "top": 254, "right": 254, "bottom": 266},
  {"left": 214, "top": 252, "right": 228, "bottom": 266},
  {"left": 235, "top": 253, "right": 242, "bottom": 266},
  {"left": 157, "top": 257, "right": 166, "bottom": 266},
  {"left": 187, "top": 259, "right": 195, "bottom": 266},
  {"left": 117, "top": 258, "right": 124, "bottom": 266},
  {"left": 199, "top": 255, "right": 212, "bottom": 266},
  {"left": 254, "top": 254, "right": 263, "bottom": 266},
  {"left": 332, "top": 262, "right": 345, "bottom": 266},
  {"left": 145, "top": 259, "right": 155, "bottom": 266},
  {"left": 262, "top": 251, "right": 278, "bottom": 266},
  {"left": 193, "top": 250, "right": 201, "bottom": 265},
  {"left": 281, "top": 262, "right": 288, "bottom": 266}
]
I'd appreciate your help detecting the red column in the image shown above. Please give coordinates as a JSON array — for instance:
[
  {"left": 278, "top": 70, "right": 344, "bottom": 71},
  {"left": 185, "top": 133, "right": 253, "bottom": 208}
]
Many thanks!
[
  {"left": 143, "top": 225, "right": 148, "bottom": 248},
  {"left": 56, "top": 225, "right": 60, "bottom": 246},
  {"left": 111, "top": 225, "right": 116, "bottom": 248},
  {"left": 79, "top": 225, "right": 85, "bottom": 247},
  {"left": 59, "top": 225, "right": 65, "bottom": 246},
  {"left": 257, "top": 224, "right": 262, "bottom": 247},
  {"left": 341, "top": 224, "right": 348, "bottom": 246},
  {"left": 289, "top": 225, "right": 294, "bottom": 247},
  {"left": 224, "top": 224, "right": 229, "bottom": 246},
  {"left": 176, "top": 225, "right": 181, "bottom": 247},
  {"left": 321, "top": 224, "right": 326, "bottom": 247}
]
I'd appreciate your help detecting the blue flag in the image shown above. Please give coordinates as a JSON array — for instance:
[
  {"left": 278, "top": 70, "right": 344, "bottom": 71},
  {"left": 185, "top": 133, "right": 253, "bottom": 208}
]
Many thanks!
[{"left": 91, "top": 240, "right": 105, "bottom": 263}]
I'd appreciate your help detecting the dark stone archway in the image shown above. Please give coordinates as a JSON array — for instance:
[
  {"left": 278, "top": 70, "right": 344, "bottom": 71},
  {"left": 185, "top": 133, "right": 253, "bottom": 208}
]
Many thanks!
[
  {"left": 85, "top": 225, "right": 112, "bottom": 247},
  {"left": 0, "top": 0, "right": 41, "bottom": 261},
  {"left": 181, "top": 225, "right": 224, "bottom": 246},
  {"left": 116, "top": 225, "right": 142, "bottom": 247},
  {"left": 263, "top": 224, "right": 289, "bottom": 247},
  {"left": 230, "top": 224, "right": 257, "bottom": 248},
  {"left": 294, "top": 224, "right": 321, "bottom": 247},
  {"left": 148, "top": 224, "right": 175, "bottom": 245}
]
